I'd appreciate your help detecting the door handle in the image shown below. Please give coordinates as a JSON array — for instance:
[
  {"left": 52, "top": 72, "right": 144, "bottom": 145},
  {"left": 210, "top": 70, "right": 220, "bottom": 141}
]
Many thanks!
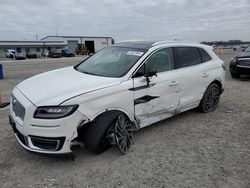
[
  {"left": 169, "top": 80, "right": 178, "bottom": 86},
  {"left": 202, "top": 73, "right": 209, "bottom": 78}
]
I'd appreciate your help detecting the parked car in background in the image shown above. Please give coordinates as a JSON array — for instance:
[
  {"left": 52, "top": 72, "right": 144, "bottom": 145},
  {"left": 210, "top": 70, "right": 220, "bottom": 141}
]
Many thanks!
[
  {"left": 14, "top": 52, "right": 26, "bottom": 60},
  {"left": 230, "top": 46, "right": 250, "bottom": 78},
  {"left": 49, "top": 49, "right": 62, "bottom": 58},
  {"left": 5, "top": 49, "right": 16, "bottom": 58},
  {"left": 9, "top": 40, "right": 225, "bottom": 155},
  {"left": 26, "top": 52, "right": 38, "bottom": 58},
  {"left": 61, "top": 49, "right": 75, "bottom": 57}
]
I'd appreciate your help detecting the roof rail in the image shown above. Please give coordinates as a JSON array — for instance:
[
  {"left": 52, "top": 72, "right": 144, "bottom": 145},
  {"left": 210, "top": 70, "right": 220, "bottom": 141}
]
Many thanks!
[{"left": 152, "top": 40, "right": 197, "bottom": 46}]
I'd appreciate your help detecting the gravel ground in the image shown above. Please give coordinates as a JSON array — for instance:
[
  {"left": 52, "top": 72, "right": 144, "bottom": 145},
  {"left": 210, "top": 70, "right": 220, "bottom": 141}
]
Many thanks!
[{"left": 0, "top": 50, "right": 249, "bottom": 188}]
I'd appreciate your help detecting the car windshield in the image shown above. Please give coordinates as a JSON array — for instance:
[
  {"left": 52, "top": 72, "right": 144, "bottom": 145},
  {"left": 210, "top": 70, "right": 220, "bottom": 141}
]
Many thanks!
[
  {"left": 76, "top": 47, "right": 146, "bottom": 77},
  {"left": 244, "top": 46, "right": 250, "bottom": 52}
]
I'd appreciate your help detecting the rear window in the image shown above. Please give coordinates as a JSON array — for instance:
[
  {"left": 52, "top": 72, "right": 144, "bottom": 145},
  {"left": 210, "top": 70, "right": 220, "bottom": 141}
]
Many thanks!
[{"left": 174, "top": 47, "right": 202, "bottom": 69}]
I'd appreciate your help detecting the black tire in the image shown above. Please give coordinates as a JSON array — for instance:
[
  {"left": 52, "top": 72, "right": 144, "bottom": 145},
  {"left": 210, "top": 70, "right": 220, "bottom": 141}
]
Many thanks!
[
  {"left": 84, "top": 111, "right": 121, "bottom": 154},
  {"left": 198, "top": 83, "right": 221, "bottom": 113},
  {"left": 230, "top": 67, "right": 240, "bottom": 78}
]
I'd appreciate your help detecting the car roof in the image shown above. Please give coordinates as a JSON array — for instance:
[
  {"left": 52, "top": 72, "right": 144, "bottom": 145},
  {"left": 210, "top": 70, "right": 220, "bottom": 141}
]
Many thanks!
[
  {"left": 113, "top": 40, "right": 157, "bottom": 49},
  {"left": 112, "top": 40, "right": 206, "bottom": 50}
]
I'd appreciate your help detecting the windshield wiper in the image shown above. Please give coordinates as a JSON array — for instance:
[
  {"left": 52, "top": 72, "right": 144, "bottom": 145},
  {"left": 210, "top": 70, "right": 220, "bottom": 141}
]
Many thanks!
[
  {"left": 81, "top": 70, "right": 99, "bottom": 76},
  {"left": 74, "top": 66, "right": 104, "bottom": 77}
]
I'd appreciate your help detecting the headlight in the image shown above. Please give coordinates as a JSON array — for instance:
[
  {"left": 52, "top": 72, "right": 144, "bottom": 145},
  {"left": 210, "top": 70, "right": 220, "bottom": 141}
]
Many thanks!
[
  {"left": 231, "top": 57, "right": 236, "bottom": 62},
  {"left": 34, "top": 105, "right": 79, "bottom": 119}
]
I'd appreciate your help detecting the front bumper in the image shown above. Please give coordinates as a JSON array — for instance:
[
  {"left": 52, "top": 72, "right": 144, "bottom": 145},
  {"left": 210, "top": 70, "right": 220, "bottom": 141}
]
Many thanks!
[
  {"left": 9, "top": 115, "right": 66, "bottom": 151},
  {"left": 230, "top": 59, "right": 250, "bottom": 75},
  {"left": 235, "top": 65, "right": 250, "bottom": 75},
  {"left": 9, "top": 87, "right": 87, "bottom": 154}
]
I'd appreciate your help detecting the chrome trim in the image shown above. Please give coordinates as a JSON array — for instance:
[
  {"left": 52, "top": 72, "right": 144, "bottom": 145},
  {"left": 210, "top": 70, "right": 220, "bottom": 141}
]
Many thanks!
[
  {"left": 14, "top": 133, "right": 31, "bottom": 150},
  {"left": 238, "top": 58, "right": 250, "bottom": 60},
  {"left": 237, "top": 65, "right": 250, "bottom": 69},
  {"left": 14, "top": 133, "right": 67, "bottom": 154},
  {"left": 31, "top": 124, "right": 61, "bottom": 128}
]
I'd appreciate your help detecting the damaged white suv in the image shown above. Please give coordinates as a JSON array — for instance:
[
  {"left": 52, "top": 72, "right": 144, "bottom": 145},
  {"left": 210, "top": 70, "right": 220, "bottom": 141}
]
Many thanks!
[{"left": 9, "top": 41, "right": 225, "bottom": 155}]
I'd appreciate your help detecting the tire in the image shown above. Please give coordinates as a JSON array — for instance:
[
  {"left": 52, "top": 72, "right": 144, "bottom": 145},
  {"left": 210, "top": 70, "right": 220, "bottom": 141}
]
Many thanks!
[
  {"left": 230, "top": 67, "right": 240, "bottom": 78},
  {"left": 198, "top": 83, "right": 221, "bottom": 113},
  {"left": 84, "top": 111, "right": 122, "bottom": 154}
]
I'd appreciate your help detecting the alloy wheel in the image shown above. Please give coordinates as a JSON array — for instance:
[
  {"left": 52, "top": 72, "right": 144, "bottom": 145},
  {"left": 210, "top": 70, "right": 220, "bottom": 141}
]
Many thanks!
[
  {"left": 204, "top": 86, "right": 220, "bottom": 112},
  {"left": 114, "top": 114, "right": 134, "bottom": 154}
]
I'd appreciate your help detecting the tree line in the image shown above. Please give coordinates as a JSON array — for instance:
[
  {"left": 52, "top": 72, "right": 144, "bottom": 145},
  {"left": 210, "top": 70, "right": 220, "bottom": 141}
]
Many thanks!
[{"left": 201, "top": 40, "right": 250, "bottom": 46}]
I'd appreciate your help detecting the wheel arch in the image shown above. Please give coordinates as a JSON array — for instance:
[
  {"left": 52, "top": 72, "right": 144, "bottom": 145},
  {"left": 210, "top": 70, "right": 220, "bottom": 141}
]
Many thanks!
[
  {"left": 89, "top": 107, "right": 135, "bottom": 124},
  {"left": 77, "top": 108, "right": 134, "bottom": 143},
  {"left": 210, "top": 79, "right": 223, "bottom": 94},
  {"left": 201, "top": 79, "right": 223, "bottom": 100}
]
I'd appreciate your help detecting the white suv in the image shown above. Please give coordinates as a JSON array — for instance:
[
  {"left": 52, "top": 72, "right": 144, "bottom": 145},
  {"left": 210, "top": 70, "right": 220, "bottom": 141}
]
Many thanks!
[
  {"left": 5, "top": 49, "right": 16, "bottom": 58},
  {"left": 9, "top": 41, "right": 225, "bottom": 155}
]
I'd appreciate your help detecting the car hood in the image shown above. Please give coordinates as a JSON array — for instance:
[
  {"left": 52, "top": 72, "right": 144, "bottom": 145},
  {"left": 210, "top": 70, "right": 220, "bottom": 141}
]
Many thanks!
[
  {"left": 235, "top": 52, "right": 250, "bottom": 59},
  {"left": 17, "top": 66, "right": 122, "bottom": 106}
]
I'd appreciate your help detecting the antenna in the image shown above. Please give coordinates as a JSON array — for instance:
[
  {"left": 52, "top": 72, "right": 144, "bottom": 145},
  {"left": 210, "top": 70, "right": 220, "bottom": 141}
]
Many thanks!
[{"left": 56, "top": 27, "right": 58, "bottom": 36}]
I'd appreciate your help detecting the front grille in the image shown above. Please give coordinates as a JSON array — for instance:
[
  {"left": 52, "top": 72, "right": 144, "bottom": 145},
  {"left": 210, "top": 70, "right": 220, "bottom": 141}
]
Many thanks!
[
  {"left": 12, "top": 95, "right": 25, "bottom": 121},
  {"left": 238, "top": 59, "right": 250, "bottom": 66},
  {"left": 30, "top": 136, "right": 65, "bottom": 151}
]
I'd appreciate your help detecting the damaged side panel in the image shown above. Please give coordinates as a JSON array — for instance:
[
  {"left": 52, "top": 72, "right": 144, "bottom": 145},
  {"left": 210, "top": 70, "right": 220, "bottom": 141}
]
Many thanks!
[
  {"left": 132, "top": 70, "right": 180, "bottom": 129},
  {"left": 62, "top": 79, "right": 135, "bottom": 124}
]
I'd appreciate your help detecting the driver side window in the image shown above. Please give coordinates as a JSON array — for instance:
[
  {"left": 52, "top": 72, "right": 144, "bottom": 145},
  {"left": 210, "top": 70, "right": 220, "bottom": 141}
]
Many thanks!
[
  {"left": 146, "top": 48, "right": 174, "bottom": 73},
  {"left": 134, "top": 48, "right": 174, "bottom": 77}
]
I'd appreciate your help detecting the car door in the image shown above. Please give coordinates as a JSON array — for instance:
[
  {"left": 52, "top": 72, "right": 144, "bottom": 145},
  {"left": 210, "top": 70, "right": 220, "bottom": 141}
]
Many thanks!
[
  {"left": 132, "top": 48, "right": 180, "bottom": 128},
  {"left": 173, "top": 47, "right": 210, "bottom": 112}
]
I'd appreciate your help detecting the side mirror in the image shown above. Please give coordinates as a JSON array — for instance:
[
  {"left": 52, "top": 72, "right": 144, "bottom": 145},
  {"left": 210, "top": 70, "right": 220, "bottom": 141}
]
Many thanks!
[
  {"left": 144, "top": 70, "right": 157, "bottom": 87},
  {"left": 144, "top": 70, "right": 157, "bottom": 78},
  {"left": 242, "top": 49, "right": 246, "bottom": 52}
]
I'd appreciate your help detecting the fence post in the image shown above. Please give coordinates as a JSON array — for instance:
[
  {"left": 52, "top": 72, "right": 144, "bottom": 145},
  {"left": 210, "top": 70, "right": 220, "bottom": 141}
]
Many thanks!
[{"left": 0, "top": 64, "right": 3, "bottom": 79}]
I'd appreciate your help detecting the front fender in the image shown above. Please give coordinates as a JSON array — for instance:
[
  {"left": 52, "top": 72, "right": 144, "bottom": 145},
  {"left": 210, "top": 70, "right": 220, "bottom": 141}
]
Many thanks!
[
  {"left": 62, "top": 80, "right": 135, "bottom": 125},
  {"left": 88, "top": 107, "right": 135, "bottom": 123}
]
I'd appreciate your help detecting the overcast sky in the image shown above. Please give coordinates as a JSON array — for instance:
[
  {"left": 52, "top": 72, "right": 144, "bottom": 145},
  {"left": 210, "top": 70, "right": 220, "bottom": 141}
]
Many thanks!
[{"left": 0, "top": 0, "right": 249, "bottom": 42}]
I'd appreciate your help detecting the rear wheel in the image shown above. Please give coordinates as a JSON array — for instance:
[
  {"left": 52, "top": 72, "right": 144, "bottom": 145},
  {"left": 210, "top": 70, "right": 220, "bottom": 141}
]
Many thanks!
[{"left": 199, "top": 83, "right": 221, "bottom": 113}]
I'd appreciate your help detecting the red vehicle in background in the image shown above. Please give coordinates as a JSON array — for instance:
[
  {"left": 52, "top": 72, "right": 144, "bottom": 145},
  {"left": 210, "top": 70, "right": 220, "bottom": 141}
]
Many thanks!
[{"left": 49, "top": 49, "right": 62, "bottom": 58}]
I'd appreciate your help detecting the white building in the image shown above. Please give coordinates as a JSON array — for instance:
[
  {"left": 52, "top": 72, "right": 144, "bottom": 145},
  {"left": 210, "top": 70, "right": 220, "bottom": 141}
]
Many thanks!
[
  {"left": 0, "top": 35, "right": 114, "bottom": 57},
  {"left": 0, "top": 40, "right": 67, "bottom": 58},
  {"left": 41, "top": 35, "right": 114, "bottom": 53}
]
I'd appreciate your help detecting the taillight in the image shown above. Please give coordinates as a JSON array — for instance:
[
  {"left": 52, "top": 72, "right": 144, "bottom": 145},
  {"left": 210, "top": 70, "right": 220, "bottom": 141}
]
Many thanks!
[{"left": 222, "top": 63, "right": 226, "bottom": 71}]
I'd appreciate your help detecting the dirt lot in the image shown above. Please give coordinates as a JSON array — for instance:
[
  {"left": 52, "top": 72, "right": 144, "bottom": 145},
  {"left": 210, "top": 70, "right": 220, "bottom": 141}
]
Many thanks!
[{"left": 0, "top": 50, "right": 249, "bottom": 188}]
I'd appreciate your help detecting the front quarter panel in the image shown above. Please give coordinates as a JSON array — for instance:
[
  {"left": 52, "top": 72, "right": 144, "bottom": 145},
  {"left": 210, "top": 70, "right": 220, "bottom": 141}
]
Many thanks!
[{"left": 62, "top": 79, "right": 135, "bottom": 123}]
